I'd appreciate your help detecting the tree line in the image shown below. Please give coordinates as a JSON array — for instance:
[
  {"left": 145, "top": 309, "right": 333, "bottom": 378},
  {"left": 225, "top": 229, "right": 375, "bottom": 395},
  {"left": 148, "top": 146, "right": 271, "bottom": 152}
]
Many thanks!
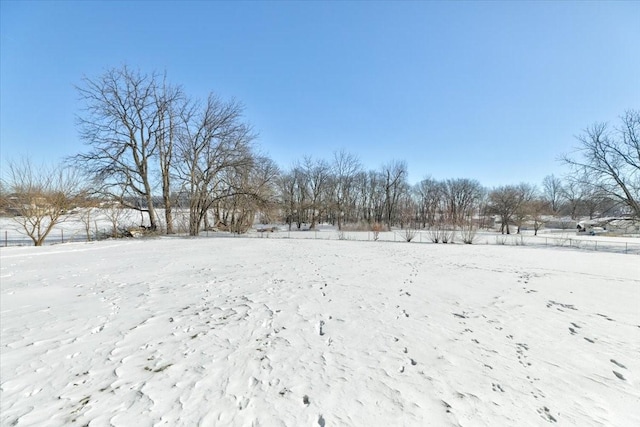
[{"left": 1, "top": 66, "right": 638, "bottom": 245}]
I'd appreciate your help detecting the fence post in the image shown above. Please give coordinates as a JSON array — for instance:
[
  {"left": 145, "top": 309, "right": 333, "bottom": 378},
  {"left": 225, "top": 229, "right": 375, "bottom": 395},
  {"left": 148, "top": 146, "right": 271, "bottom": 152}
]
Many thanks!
[
  {"left": 61, "top": 229, "right": 64, "bottom": 244},
  {"left": 4, "top": 230, "right": 7, "bottom": 247},
  {"left": 626, "top": 242, "right": 628, "bottom": 254}
]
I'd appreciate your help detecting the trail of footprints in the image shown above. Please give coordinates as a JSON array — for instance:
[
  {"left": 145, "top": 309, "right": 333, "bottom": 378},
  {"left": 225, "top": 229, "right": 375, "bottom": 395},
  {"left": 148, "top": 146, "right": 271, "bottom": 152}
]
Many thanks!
[
  {"left": 448, "top": 272, "right": 552, "bottom": 420},
  {"left": 545, "top": 300, "right": 630, "bottom": 383},
  {"left": 396, "top": 262, "right": 420, "bottom": 373}
]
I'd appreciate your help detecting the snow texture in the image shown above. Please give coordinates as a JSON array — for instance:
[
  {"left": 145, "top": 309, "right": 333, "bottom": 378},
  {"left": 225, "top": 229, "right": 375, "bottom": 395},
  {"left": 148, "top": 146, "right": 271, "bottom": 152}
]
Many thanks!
[{"left": 1, "top": 238, "right": 639, "bottom": 426}]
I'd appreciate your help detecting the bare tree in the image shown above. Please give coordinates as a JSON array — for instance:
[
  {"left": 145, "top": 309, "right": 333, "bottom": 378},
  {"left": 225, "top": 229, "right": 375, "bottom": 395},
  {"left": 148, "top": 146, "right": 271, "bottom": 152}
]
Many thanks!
[
  {"left": 580, "top": 183, "right": 607, "bottom": 219},
  {"left": 513, "top": 184, "right": 537, "bottom": 233},
  {"left": 443, "top": 178, "right": 484, "bottom": 226},
  {"left": 218, "top": 155, "right": 279, "bottom": 233},
  {"left": 562, "top": 110, "right": 640, "bottom": 218},
  {"left": 3, "top": 159, "right": 84, "bottom": 246},
  {"left": 415, "top": 177, "right": 445, "bottom": 228},
  {"left": 542, "top": 174, "right": 563, "bottom": 215},
  {"left": 330, "top": 150, "right": 361, "bottom": 229},
  {"left": 301, "top": 157, "right": 331, "bottom": 229},
  {"left": 355, "top": 170, "right": 384, "bottom": 224},
  {"left": 175, "top": 94, "right": 256, "bottom": 236},
  {"left": 381, "top": 160, "right": 408, "bottom": 228},
  {"left": 154, "top": 76, "right": 187, "bottom": 234},
  {"left": 489, "top": 184, "right": 532, "bottom": 234},
  {"left": 560, "top": 179, "right": 583, "bottom": 220},
  {"left": 527, "top": 198, "right": 549, "bottom": 236},
  {"left": 278, "top": 169, "right": 299, "bottom": 230},
  {"left": 74, "top": 66, "right": 162, "bottom": 230}
]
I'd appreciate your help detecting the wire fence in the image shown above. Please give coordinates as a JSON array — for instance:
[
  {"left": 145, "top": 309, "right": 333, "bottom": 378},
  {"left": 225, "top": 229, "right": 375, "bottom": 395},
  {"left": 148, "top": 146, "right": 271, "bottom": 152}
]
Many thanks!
[
  {"left": 244, "top": 229, "right": 640, "bottom": 255},
  {"left": 2, "top": 227, "right": 639, "bottom": 255},
  {"left": 1, "top": 229, "right": 113, "bottom": 248}
]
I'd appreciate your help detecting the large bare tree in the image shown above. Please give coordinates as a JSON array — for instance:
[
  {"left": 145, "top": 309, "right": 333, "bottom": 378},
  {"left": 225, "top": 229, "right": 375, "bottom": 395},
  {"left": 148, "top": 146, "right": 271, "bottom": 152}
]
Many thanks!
[
  {"left": 3, "top": 159, "right": 84, "bottom": 246},
  {"left": 74, "top": 66, "right": 162, "bottom": 230},
  {"left": 154, "top": 76, "right": 187, "bottom": 234},
  {"left": 562, "top": 110, "right": 640, "bottom": 218},
  {"left": 175, "top": 94, "right": 256, "bottom": 236}
]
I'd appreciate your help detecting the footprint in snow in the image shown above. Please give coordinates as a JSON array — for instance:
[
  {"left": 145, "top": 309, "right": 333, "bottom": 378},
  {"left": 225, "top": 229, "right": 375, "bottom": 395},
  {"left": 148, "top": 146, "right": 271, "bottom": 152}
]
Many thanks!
[
  {"left": 537, "top": 406, "right": 557, "bottom": 423},
  {"left": 613, "top": 371, "right": 626, "bottom": 381},
  {"left": 610, "top": 359, "right": 626, "bottom": 369}
]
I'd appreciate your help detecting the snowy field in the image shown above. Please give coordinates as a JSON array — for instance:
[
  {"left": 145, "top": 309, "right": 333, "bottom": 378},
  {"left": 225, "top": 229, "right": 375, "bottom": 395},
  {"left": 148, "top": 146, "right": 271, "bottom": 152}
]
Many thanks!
[{"left": 1, "top": 238, "right": 639, "bottom": 426}]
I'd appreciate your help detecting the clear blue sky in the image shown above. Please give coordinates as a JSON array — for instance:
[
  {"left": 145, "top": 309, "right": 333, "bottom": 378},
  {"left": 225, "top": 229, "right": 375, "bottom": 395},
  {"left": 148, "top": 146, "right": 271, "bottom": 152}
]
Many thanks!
[{"left": 1, "top": 1, "right": 638, "bottom": 188}]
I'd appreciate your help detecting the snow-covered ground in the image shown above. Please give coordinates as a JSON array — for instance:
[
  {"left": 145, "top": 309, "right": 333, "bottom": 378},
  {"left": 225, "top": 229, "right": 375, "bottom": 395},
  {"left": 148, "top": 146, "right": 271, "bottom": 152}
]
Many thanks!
[{"left": 1, "top": 238, "right": 638, "bottom": 426}]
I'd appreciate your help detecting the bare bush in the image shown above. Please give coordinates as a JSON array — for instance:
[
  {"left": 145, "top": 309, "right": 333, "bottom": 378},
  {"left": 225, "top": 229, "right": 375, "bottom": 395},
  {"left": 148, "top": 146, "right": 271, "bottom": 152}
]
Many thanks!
[
  {"left": 427, "top": 223, "right": 454, "bottom": 243},
  {"left": 427, "top": 224, "right": 442, "bottom": 243},
  {"left": 402, "top": 227, "right": 417, "bottom": 242},
  {"left": 3, "top": 159, "right": 85, "bottom": 246},
  {"left": 103, "top": 203, "right": 131, "bottom": 238},
  {"left": 441, "top": 228, "right": 454, "bottom": 244},
  {"left": 459, "top": 223, "right": 477, "bottom": 244}
]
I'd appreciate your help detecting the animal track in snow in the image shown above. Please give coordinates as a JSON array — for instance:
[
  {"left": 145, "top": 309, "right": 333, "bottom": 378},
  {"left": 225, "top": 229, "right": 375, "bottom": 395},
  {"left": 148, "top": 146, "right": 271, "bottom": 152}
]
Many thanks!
[
  {"left": 613, "top": 371, "right": 626, "bottom": 381},
  {"left": 547, "top": 300, "right": 577, "bottom": 311},
  {"left": 610, "top": 359, "right": 626, "bottom": 369},
  {"left": 537, "top": 406, "right": 557, "bottom": 423},
  {"left": 516, "top": 343, "right": 531, "bottom": 367}
]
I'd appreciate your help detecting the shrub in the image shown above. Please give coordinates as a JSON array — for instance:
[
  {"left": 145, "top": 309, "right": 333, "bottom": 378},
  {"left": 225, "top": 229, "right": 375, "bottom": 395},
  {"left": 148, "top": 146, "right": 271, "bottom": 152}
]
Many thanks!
[
  {"left": 459, "top": 224, "right": 477, "bottom": 244},
  {"left": 402, "top": 227, "right": 417, "bottom": 242}
]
